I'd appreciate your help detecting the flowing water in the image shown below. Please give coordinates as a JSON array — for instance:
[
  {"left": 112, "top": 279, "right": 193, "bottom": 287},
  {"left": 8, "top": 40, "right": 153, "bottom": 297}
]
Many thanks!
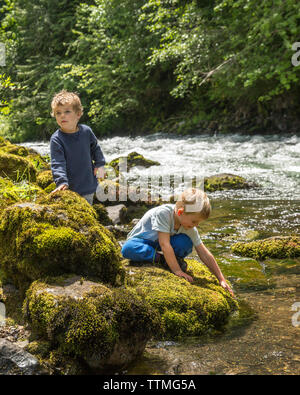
[{"left": 25, "top": 132, "right": 300, "bottom": 375}]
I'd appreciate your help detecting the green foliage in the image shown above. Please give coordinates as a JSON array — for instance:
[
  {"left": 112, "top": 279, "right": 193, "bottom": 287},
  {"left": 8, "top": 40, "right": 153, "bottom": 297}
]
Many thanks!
[
  {"left": 1, "top": 0, "right": 300, "bottom": 140},
  {"left": 61, "top": 0, "right": 172, "bottom": 134},
  {"left": 0, "top": 74, "right": 14, "bottom": 115},
  {"left": 1, "top": 0, "right": 85, "bottom": 141}
]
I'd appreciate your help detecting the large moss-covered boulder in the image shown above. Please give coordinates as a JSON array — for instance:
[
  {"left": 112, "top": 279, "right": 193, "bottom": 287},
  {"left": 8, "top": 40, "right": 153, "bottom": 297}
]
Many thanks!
[
  {"left": 125, "top": 259, "right": 238, "bottom": 339},
  {"left": 0, "top": 190, "right": 124, "bottom": 290},
  {"left": 231, "top": 236, "right": 300, "bottom": 260},
  {"left": 23, "top": 276, "right": 160, "bottom": 371}
]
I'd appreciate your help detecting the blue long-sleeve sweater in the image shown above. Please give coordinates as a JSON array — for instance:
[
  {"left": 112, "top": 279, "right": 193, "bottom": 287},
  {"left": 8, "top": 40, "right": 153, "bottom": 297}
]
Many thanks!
[{"left": 50, "top": 124, "right": 105, "bottom": 196}]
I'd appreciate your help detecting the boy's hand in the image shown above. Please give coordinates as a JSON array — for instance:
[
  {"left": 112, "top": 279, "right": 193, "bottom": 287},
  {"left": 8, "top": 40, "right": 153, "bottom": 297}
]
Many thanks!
[
  {"left": 95, "top": 167, "right": 106, "bottom": 179},
  {"left": 50, "top": 184, "right": 68, "bottom": 194},
  {"left": 219, "top": 279, "right": 235, "bottom": 297},
  {"left": 174, "top": 270, "right": 193, "bottom": 283}
]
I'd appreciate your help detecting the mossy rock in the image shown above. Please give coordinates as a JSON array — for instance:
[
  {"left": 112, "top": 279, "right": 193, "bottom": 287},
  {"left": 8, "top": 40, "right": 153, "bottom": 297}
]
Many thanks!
[
  {"left": 203, "top": 173, "right": 251, "bottom": 192},
  {"left": 231, "top": 236, "right": 300, "bottom": 260},
  {"left": 23, "top": 276, "right": 160, "bottom": 371},
  {"left": 109, "top": 151, "right": 160, "bottom": 175},
  {"left": 93, "top": 203, "right": 113, "bottom": 226},
  {"left": 0, "top": 150, "right": 37, "bottom": 182},
  {"left": 217, "top": 256, "right": 273, "bottom": 290},
  {"left": 0, "top": 138, "right": 49, "bottom": 182},
  {"left": 36, "top": 170, "right": 54, "bottom": 190},
  {"left": 0, "top": 177, "right": 46, "bottom": 210},
  {"left": 44, "top": 182, "right": 56, "bottom": 194},
  {"left": 0, "top": 190, "right": 124, "bottom": 290},
  {"left": 0, "top": 138, "right": 49, "bottom": 172},
  {"left": 125, "top": 259, "right": 238, "bottom": 339}
]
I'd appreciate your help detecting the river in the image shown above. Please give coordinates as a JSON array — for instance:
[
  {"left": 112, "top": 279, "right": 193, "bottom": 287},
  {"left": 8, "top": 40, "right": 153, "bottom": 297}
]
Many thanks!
[{"left": 24, "top": 132, "right": 300, "bottom": 375}]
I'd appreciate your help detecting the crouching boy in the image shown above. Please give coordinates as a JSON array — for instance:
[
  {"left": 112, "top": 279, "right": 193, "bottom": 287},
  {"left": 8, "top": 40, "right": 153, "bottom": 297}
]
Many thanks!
[{"left": 121, "top": 188, "right": 234, "bottom": 296}]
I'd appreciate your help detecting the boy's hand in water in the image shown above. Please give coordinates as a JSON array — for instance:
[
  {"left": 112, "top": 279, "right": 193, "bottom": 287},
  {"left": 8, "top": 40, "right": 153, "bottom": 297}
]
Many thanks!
[{"left": 220, "top": 279, "right": 235, "bottom": 297}]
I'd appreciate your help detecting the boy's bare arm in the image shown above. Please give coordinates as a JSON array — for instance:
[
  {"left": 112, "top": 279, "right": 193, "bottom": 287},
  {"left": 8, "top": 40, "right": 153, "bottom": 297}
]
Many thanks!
[
  {"left": 158, "top": 232, "right": 193, "bottom": 283},
  {"left": 195, "top": 243, "right": 234, "bottom": 296}
]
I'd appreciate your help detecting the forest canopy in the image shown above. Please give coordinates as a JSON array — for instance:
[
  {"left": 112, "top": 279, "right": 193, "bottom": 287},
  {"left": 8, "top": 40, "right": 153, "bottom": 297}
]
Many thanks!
[{"left": 0, "top": 0, "right": 300, "bottom": 142}]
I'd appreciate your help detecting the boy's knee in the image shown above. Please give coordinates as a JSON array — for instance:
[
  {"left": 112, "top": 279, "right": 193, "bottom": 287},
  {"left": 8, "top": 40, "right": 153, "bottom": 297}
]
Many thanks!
[
  {"left": 121, "top": 240, "right": 132, "bottom": 258},
  {"left": 175, "top": 233, "right": 193, "bottom": 248},
  {"left": 171, "top": 234, "right": 193, "bottom": 257},
  {"left": 121, "top": 238, "right": 145, "bottom": 258}
]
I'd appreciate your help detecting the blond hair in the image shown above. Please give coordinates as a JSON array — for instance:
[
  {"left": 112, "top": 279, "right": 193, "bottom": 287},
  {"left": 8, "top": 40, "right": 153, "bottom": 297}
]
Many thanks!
[
  {"left": 176, "top": 188, "right": 211, "bottom": 219},
  {"left": 51, "top": 90, "right": 83, "bottom": 116}
]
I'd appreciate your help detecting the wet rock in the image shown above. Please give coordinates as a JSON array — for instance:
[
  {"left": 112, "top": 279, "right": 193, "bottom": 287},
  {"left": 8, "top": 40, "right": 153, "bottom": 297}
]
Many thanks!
[
  {"left": 105, "top": 225, "right": 128, "bottom": 239},
  {"left": 0, "top": 338, "right": 41, "bottom": 375},
  {"left": 106, "top": 204, "right": 127, "bottom": 225},
  {"left": 93, "top": 203, "right": 113, "bottom": 225}
]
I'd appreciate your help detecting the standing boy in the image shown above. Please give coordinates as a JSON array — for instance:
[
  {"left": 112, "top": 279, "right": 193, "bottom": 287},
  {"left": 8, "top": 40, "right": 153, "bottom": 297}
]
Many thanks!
[
  {"left": 122, "top": 188, "right": 234, "bottom": 296},
  {"left": 50, "top": 90, "right": 105, "bottom": 205}
]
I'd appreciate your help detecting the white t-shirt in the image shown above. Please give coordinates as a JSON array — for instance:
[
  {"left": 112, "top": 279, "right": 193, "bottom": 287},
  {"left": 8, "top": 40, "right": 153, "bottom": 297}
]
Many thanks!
[{"left": 127, "top": 204, "right": 202, "bottom": 246}]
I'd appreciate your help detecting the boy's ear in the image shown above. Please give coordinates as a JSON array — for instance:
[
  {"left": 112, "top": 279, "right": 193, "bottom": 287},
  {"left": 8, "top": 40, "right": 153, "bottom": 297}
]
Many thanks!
[{"left": 177, "top": 208, "right": 184, "bottom": 216}]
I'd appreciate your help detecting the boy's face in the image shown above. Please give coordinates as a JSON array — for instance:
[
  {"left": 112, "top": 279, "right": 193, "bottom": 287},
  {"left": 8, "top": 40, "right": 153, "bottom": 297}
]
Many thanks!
[
  {"left": 177, "top": 209, "right": 204, "bottom": 229},
  {"left": 54, "top": 104, "right": 82, "bottom": 133}
]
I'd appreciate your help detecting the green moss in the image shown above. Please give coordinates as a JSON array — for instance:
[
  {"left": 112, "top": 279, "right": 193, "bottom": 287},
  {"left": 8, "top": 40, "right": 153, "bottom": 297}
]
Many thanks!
[
  {"left": 0, "top": 191, "right": 124, "bottom": 290},
  {"left": 93, "top": 203, "right": 112, "bottom": 225},
  {"left": 125, "top": 259, "right": 238, "bottom": 339},
  {"left": 0, "top": 176, "right": 46, "bottom": 210},
  {"left": 109, "top": 151, "right": 160, "bottom": 175},
  {"left": 44, "top": 182, "right": 56, "bottom": 193},
  {"left": 0, "top": 150, "right": 37, "bottom": 182},
  {"left": 217, "top": 256, "right": 273, "bottom": 290},
  {"left": 25, "top": 340, "right": 51, "bottom": 359},
  {"left": 203, "top": 173, "right": 250, "bottom": 192},
  {"left": 23, "top": 276, "right": 160, "bottom": 370},
  {"left": 36, "top": 170, "right": 54, "bottom": 190},
  {"left": 231, "top": 236, "right": 300, "bottom": 260},
  {"left": 0, "top": 138, "right": 49, "bottom": 172}
]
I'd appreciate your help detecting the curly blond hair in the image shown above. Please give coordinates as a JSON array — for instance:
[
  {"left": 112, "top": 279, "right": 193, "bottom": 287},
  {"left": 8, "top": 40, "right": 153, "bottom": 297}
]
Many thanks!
[{"left": 51, "top": 90, "right": 83, "bottom": 116}]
